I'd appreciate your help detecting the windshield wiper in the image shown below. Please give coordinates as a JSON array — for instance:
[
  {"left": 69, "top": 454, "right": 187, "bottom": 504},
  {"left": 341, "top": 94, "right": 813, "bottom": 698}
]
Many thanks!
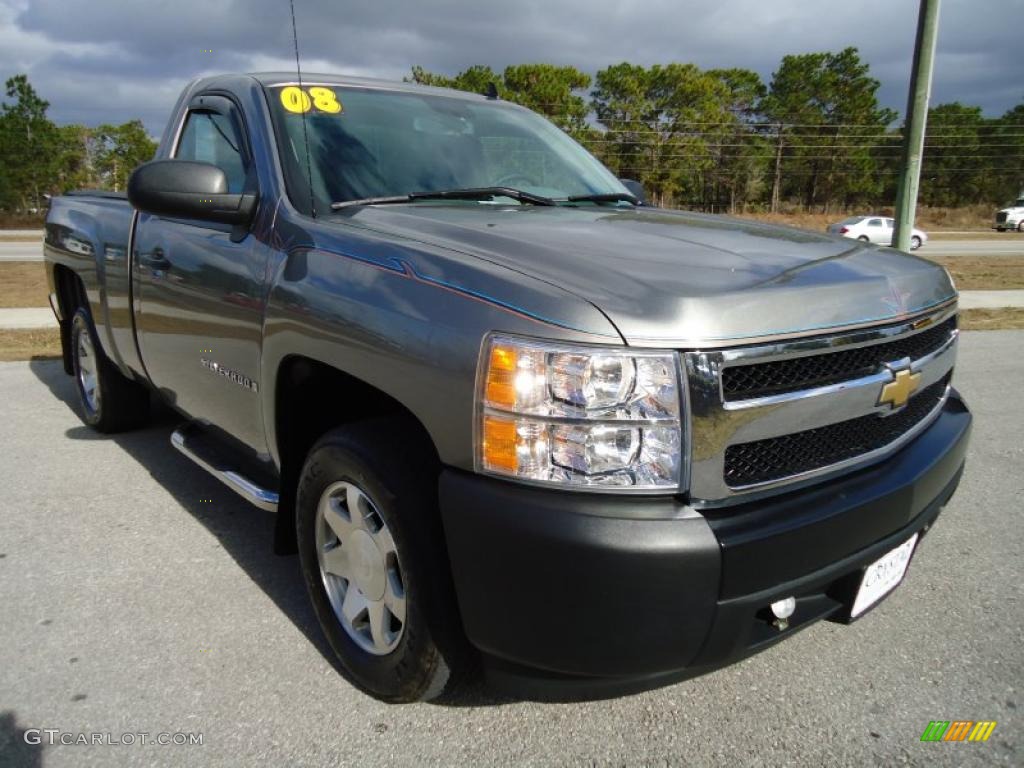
[
  {"left": 331, "top": 187, "right": 556, "bottom": 209},
  {"left": 565, "top": 192, "right": 639, "bottom": 205}
]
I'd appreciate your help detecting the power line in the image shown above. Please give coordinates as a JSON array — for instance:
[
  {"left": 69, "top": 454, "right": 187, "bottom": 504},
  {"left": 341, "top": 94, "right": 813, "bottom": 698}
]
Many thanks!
[{"left": 607, "top": 167, "right": 1024, "bottom": 175}]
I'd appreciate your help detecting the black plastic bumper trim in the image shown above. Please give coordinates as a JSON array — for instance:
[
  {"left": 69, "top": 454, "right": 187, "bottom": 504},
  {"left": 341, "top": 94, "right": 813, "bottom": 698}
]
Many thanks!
[{"left": 439, "top": 390, "right": 971, "bottom": 700}]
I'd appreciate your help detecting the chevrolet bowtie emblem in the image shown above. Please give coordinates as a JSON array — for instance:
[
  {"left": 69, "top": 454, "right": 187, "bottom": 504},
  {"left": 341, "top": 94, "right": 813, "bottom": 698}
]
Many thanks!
[{"left": 878, "top": 367, "right": 921, "bottom": 409}]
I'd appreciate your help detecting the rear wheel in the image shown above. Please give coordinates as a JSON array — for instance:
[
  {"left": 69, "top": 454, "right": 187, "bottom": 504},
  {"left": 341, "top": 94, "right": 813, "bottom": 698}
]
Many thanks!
[
  {"left": 857, "top": 235, "right": 870, "bottom": 242},
  {"left": 296, "top": 419, "right": 468, "bottom": 702},
  {"left": 70, "top": 307, "right": 149, "bottom": 432},
  {"left": 911, "top": 235, "right": 922, "bottom": 250}
]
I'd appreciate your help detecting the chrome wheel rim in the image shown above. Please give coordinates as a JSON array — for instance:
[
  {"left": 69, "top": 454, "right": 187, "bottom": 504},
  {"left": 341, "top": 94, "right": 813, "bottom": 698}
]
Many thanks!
[
  {"left": 315, "top": 481, "right": 406, "bottom": 655},
  {"left": 76, "top": 327, "right": 100, "bottom": 414}
]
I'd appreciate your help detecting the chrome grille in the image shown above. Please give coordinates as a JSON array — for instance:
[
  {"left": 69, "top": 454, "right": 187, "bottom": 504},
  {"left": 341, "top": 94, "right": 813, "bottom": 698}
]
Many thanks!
[
  {"left": 684, "top": 303, "right": 958, "bottom": 506},
  {"left": 723, "top": 375, "right": 949, "bottom": 487},
  {"left": 721, "top": 317, "right": 955, "bottom": 401}
]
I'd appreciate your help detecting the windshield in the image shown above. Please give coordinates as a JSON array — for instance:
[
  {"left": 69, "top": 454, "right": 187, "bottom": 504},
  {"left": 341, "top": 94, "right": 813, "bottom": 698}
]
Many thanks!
[{"left": 266, "top": 83, "right": 627, "bottom": 213}]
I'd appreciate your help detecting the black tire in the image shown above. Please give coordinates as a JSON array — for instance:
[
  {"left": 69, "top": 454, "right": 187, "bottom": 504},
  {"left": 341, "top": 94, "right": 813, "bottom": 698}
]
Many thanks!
[
  {"left": 70, "top": 307, "right": 149, "bottom": 432},
  {"left": 911, "top": 235, "right": 922, "bottom": 250},
  {"left": 296, "top": 419, "right": 468, "bottom": 702},
  {"left": 1018, "top": 221, "right": 1024, "bottom": 233},
  {"left": 857, "top": 235, "right": 870, "bottom": 242}
]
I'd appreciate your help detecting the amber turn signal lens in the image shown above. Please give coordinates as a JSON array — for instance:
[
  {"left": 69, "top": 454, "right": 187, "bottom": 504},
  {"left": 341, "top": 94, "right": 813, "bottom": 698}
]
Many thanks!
[
  {"left": 484, "top": 344, "right": 517, "bottom": 407},
  {"left": 481, "top": 415, "right": 518, "bottom": 472}
]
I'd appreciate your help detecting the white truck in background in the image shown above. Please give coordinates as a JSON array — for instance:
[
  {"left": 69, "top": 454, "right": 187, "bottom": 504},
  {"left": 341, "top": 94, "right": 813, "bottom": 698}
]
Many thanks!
[{"left": 994, "top": 196, "right": 1024, "bottom": 231}]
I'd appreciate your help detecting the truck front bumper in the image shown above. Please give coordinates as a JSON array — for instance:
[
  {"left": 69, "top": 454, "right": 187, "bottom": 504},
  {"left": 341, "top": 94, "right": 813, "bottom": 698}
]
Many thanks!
[{"left": 440, "top": 390, "right": 972, "bottom": 700}]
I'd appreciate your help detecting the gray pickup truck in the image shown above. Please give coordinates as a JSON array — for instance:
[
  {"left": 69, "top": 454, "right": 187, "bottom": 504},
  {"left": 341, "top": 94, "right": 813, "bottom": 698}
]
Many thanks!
[{"left": 43, "top": 72, "right": 972, "bottom": 702}]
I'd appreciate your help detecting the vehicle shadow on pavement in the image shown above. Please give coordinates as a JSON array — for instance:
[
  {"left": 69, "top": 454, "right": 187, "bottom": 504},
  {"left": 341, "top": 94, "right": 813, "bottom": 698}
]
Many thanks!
[
  {"left": 28, "top": 359, "right": 514, "bottom": 708},
  {"left": 0, "top": 711, "right": 43, "bottom": 768}
]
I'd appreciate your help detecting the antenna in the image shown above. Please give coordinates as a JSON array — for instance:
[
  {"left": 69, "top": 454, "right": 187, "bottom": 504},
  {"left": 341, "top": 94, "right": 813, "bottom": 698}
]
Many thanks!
[{"left": 289, "top": 0, "right": 316, "bottom": 218}]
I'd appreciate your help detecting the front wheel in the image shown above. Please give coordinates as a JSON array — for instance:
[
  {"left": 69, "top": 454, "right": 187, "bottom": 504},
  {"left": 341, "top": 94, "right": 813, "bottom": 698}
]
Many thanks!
[
  {"left": 296, "top": 420, "right": 468, "bottom": 702},
  {"left": 70, "top": 307, "right": 149, "bottom": 432},
  {"left": 1017, "top": 221, "right": 1024, "bottom": 233}
]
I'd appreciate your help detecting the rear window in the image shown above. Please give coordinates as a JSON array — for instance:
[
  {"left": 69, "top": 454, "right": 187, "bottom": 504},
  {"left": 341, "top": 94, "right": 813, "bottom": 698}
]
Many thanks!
[{"left": 840, "top": 216, "right": 864, "bottom": 225}]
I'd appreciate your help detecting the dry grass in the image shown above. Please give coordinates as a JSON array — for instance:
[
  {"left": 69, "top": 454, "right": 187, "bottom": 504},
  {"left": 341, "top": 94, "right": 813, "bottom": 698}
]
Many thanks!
[
  {"left": 959, "top": 308, "right": 1024, "bottom": 330},
  {"left": 736, "top": 204, "right": 998, "bottom": 233},
  {"left": 0, "top": 262, "right": 50, "bottom": 307},
  {"left": 929, "top": 256, "right": 1024, "bottom": 290},
  {"left": 916, "top": 204, "right": 999, "bottom": 231},
  {"left": 0, "top": 234, "right": 43, "bottom": 242},
  {"left": 0, "top": 214, "right": 46, "bottom": 228},
  {"left": 0, "top": 328, "right": 61, "bottom": 361}
]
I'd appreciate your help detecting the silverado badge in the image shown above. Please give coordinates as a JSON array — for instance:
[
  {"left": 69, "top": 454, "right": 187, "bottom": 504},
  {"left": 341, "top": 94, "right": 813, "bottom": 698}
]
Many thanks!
[{"left": 878, "top": 367, "right": 921, "bottom": 410}]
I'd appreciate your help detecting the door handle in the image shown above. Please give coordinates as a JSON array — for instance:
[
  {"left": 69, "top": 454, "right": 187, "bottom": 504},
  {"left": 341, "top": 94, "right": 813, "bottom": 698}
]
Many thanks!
[{"left": 140, "top": 247, "right": 171, "bottom": 276}]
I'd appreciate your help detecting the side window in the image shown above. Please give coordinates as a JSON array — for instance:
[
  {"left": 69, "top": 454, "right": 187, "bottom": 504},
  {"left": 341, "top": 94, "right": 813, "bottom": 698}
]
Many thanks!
[
  {"left": 885, "top": 219, "right": 895, "bottom": 228},
  {"left": 175, "top": 110, "right": 247, "bottom": 193},
  {"left": 868, "top": 218, "right": 882, "bottom": 227}
]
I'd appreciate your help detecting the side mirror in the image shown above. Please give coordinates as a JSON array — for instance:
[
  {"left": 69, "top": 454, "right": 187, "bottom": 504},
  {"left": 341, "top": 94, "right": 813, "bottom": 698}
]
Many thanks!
[
  {"left": 127, "top": 160, "right": 256, "bottom": 225},
  {"left": 619, "top": 178, "right": 647, "bottom": 206}
]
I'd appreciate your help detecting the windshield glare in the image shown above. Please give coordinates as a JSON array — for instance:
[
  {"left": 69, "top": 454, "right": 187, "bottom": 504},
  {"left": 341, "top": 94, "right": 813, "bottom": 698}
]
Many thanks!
[{"left": 268, "top": 84, "right": 627, "bottom": 212}]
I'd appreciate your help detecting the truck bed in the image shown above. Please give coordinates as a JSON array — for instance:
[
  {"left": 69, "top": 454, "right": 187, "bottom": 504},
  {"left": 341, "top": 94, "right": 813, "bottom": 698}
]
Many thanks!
[{"left": 44, "top": 193, "right": 138, "bottom": 374}]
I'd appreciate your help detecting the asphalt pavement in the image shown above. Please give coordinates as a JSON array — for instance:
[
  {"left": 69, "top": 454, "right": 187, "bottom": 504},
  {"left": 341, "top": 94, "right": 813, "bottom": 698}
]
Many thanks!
[
  {"left": 0, "top": 308, "right": 57, "bottom": 330},
  {"left": 924, "top": 238, "right": 1024, "bottom": 257},
  {"left": 0, "top": 332, "right": 1020, "bottom": 767},
  {"left": 0, "top": 241, "right": 43, "bottom": 262},
  {"left": 958, "top": 291, "right": 1024, "bottom": 309},
  {"left": 0, "top": 230, "right": 43, "bottom": 237}
]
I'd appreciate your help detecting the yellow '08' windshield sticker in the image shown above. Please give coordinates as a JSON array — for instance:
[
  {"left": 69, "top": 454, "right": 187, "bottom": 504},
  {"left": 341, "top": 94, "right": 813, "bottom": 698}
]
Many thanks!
[{"left": 279, "top": 86, "right": 342, "bottom": 114}]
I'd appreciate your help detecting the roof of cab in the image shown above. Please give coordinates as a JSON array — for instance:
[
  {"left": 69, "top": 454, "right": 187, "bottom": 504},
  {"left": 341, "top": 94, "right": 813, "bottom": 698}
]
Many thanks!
[{"left": 248, "top": 71, "right": 488, "bottom": 102}]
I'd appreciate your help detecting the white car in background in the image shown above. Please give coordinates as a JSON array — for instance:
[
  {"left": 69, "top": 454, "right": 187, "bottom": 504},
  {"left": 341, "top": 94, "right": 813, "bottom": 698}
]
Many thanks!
[{"left": 827, "top": 216, "right": 927, "bottom": 250}]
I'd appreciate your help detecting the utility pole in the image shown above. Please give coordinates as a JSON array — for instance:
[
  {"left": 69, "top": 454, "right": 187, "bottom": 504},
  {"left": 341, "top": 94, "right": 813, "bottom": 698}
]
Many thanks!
[{"left": 893, "top": 0, "right": 941, "bottom": 252}]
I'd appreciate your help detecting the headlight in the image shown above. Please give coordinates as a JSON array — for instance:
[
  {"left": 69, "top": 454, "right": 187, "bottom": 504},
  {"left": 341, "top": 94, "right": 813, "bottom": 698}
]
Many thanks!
[{"left": 476, "top": 334, "right": 683, "bottom": 490}]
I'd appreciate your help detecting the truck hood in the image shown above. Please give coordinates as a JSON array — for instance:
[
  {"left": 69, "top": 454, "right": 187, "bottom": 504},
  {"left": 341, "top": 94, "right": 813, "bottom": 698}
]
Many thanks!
[{"left": 337, "top": 205, "right": 956, "bottom": 346}]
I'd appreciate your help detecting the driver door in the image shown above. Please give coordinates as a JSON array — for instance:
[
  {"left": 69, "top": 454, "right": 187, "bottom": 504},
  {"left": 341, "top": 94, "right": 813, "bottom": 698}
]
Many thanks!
[{"left": 134, "top": 94, "right": 268, "bottom": 451}]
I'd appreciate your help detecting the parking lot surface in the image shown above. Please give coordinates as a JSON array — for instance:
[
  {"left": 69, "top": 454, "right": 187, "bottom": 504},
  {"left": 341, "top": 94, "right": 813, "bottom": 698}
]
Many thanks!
[{"left": 0, "top": 332, "right": 1021, "bottom": 767}]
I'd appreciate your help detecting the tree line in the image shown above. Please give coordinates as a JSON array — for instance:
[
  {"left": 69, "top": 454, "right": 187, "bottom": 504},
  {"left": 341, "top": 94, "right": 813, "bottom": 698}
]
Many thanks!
[
  {"left": 0, "top": 75, "right": 156, "bottom": 213},
  {"left": 412, "top": 49, "right": 1024, "bottom": 212},
  {"left": 1, "top": 47, "right": 1022, "bottom": 215}
]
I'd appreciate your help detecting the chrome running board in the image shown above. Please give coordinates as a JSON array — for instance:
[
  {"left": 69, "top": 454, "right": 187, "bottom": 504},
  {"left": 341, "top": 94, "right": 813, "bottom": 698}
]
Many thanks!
[{"left": 171, "top": 424, "right": 279, "bottom": 512}]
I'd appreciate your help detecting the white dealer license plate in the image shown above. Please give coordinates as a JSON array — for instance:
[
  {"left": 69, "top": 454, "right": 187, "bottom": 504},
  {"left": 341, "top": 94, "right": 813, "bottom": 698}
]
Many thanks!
[{"left": 851, "top": 534, "right": 918, "bottom": 618}]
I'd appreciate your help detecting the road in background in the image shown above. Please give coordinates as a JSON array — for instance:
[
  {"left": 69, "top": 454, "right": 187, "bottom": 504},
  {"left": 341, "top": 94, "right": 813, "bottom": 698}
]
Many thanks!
[
  {"left": 0, "top": 333, "right": 1020, "bottom": 767},
  {"left": 0, "top": 242, "right": 42, "bottom": 262},
  {"left": 923, "top": 239, "right": 1024, "bottom": 257}
]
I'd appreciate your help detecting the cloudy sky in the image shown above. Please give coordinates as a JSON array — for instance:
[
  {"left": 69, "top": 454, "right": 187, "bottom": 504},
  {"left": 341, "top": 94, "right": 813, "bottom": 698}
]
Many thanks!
[{"left": 1, "top": 0, "right": 1020, "bottom": 134}]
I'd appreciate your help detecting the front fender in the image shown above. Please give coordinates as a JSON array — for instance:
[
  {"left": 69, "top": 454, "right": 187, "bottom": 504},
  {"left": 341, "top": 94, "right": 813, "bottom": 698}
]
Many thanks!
[{"left": 259, "top": 225, "right": 622, "bottom": 470}]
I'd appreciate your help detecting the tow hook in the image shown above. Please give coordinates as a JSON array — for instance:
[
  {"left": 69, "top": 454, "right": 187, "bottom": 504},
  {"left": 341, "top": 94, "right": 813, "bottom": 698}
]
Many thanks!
[{"left": 770, "top": 597, "right": 797, "bottom": 631}]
